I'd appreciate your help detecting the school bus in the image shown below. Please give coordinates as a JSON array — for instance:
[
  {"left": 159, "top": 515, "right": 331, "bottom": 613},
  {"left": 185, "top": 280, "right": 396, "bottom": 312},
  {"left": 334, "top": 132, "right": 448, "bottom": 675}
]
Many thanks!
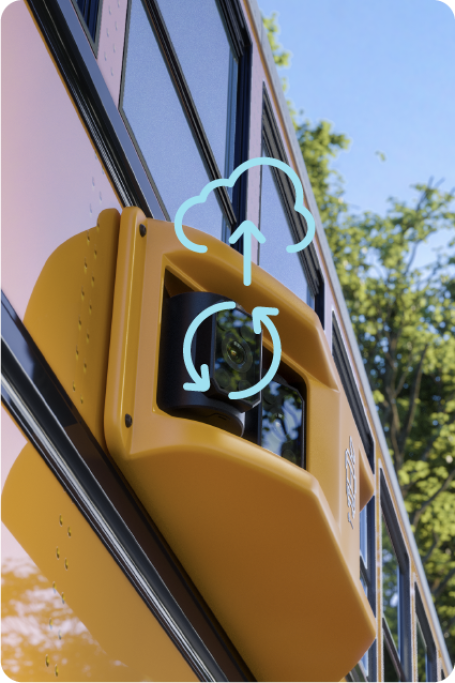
[{"left": 1, "top": 0, "right": 452, "bottom": 680}]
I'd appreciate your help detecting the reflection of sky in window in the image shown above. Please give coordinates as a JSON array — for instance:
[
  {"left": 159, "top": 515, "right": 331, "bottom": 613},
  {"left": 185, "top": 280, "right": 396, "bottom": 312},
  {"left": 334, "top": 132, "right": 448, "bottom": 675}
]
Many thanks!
[
  {"left": 259, "top": 164, "right": 311, "bottom": 304},
  {"left": 122, "top": 0, "right": 223, "bottom": 239},
  {"left": 155, "top": 0, "right": 237, "bottom": 176},
  {"left": 382, "top": 515, "right": 400, "bottom": 651}
]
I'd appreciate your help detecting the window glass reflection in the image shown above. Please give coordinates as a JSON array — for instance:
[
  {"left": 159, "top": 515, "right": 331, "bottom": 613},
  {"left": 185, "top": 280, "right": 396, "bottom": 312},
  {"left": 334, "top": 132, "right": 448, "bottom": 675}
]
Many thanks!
[
  {"left": 382, "top": 515, "right": 400, "bottom": 651},
  {"left": 259, "top": 163, "right": 311, "bottom": 304},
  {"left": 156, "top": 0, "right": 238, "bottom": 176},
  {"left": 122, "top": 0, "right": 224, "bottom": 238},
  {"left": 383, "top": 642, "right": 401, "bottom": 682},
  {"left": 360, "top": 506, "right": 368, "bottom": 567},
  {"left": 261, "top": 379, "right": 304, "bottom": 467},
  {"left": 416, "top": 618, "right": 427, "bottom": 682}
]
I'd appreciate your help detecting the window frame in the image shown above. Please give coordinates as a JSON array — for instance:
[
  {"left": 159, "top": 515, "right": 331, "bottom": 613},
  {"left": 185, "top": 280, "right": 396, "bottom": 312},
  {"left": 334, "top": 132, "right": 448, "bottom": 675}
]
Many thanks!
[
  {"left": 260, "top": 88, "right": 325, "bottom": 321},
  {"left": 381, "top": 471, "right": 412, "bottom": 681},
  {"left": 415, "top": 585, "right": 438, "bottom": 682},
  {"left": 332, "top": 314, "right": 375, "bottom": 469},
  {"left": 119, "top": 0, "right": 251, "bottom": 235}
]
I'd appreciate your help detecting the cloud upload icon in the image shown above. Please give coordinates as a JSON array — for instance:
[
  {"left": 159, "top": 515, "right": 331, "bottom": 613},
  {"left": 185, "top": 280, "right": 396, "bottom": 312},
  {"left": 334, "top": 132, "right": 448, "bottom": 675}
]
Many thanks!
[{"left": 174, "top": 157, "right": 316, "bottom": 254}]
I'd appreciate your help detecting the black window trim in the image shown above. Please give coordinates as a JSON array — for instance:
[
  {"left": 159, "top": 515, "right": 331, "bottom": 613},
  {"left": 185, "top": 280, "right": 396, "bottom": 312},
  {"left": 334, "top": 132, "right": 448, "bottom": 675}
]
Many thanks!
[
  {"left": 381, "top": 470, "right": 412, "bottom": 681},
  {"left": 332, "top": 313, "right": 375, "bottom": 469},
  {"left": 119, "top": 0, "right": 252, "bottom": 234},
  {"left": 1, "top": 292, "right": 255, "bottom": 683},
  {"left": 415, "top": 584, "right": 438, "bottom": 682},
  {"left": 351, "top": 496, "right": 378, "bottom": 682}
]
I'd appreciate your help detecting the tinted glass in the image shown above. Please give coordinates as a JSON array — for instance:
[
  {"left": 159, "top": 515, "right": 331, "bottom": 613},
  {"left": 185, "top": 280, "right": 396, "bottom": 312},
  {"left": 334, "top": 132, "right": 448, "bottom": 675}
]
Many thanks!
[
  {"left": 122, "top": 0, "right": 224, "bottom": 238},
  {"left": 214, "top": 308, "right": 261, "bottom": 404},
  {"left": 383, "top": 642, "right": 401, "bottom": 682},
  {"left": 416, "top": 618, "right": 427, "bottom": 682},
  {"left": 360, "top": 505, "right": 368, "bottom": 566},
  {"left": 261, "top": 380, "right": 303, "bottom": 466},
  {"left": 259, "top": 163, "right": 312, "bottom": 304},
  {"left": 382, "top": 515, "right": 400, "bottom": 651},
  {"left": 156, "top": 0, "right": 238, "bottom": 176}
]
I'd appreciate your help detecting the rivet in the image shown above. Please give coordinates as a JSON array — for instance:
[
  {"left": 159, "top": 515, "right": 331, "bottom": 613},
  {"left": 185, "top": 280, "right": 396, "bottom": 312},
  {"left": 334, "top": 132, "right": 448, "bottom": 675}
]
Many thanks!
[
  {"left": 67, "top": 527, "right": 72, "bottom": 537},
  {"left": 91, "top": 177, "right": 95, "bottom": 187},
  {"left": 87, "top": 233, "right": 90, "bottom": 244},
  {"left": 59, "top": 515, "right": 63, "bottom": 526},
  {"left": 110, "top": 67, "right": 114, "bottom": 76},
  {"left": 49, "top": 619, "right": 53, "bottom": 629},
  {"left": 91, "top": 277, "right": 95, "bottom": 287},
  {"left": 99, "top": 192, "right": 102, "bottom": 202},
  {"left": 89, "top": 304, "right": 92, "bottom": 314},
  {"left": 94, "top": 250, "right": 98, "bottom": 259},
  {"left": 139, "top": 224, "right": 147, "bottom": 237},
  {"left": 56, "top": 547, "right": 60, "bottom": 559},
  {"left": 58, "top": 630, "right": 62, "bottom": 641},
  {"left": 83, "top": 363, "right": 87, "bottom": 373},
  {"left": 115, "top": 20, "right": 118, "bottom": 30},
  {"left": 78, "top": 318, "right": 82, "bottom": 330},
  {"left": 125, "top": 414, "right": 133, "bottom": 428},
  {"left": 61, "top": 592, "right": 65, "bottom": 604},
  {"left": 64, "top": 559, "right": 69, "bottom": 570},
  {"left": 81, "top": 288, "right": 85, "bottom": 300},
  {"left": 76, "top": 347, "right": 79, "bottom": 360},
  {"left": 104, "top": 51, "right": 107, "bottom": 60},
  {"left": 113, "top": 44, "right": 116, "bottom": 53},
  {"left": 84, "top": 259, "right": 87, "bottom": 272},
  {"left": 55, "top": 665, "right": 59, "bottom": 677},
  {"left": 52, "top": 581, "right": 57, "bottom": 592},
  {"left": 106, "top": 27, "right": 109, "bottom": 36},
  {"left": 80, "top": 396, "right": 84, "bottom": 405},
  {"left": 86, "top": 333, "right": 90, "bottom": 343},
  {"left": 45, "top": 655, "right": 50, "bottom": 667}
]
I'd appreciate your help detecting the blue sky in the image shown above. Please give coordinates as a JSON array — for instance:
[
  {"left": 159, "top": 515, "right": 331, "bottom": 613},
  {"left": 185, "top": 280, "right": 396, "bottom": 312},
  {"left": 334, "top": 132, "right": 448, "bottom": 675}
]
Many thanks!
[{"left": 258, "top": 0, "right": 455, "bottom": 265}]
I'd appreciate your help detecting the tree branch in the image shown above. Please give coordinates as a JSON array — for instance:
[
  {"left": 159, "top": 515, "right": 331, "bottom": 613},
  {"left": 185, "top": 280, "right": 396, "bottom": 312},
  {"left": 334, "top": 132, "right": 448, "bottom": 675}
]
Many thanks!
[
  {"left": 412, "top": 469, "right": 455, "bottom": 529},
  {"left": 422, "top": 532, "right": 440, "bottom": 564},
  {"left": 434, "top": 566, "right": 455, "bottom": 601}
]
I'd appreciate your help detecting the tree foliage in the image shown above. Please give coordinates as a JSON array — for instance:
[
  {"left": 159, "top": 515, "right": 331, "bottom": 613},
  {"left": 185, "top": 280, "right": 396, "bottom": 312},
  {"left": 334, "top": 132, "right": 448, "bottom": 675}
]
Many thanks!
[{"left": 263, "top": 13, "right": 455, "bottom": 661}]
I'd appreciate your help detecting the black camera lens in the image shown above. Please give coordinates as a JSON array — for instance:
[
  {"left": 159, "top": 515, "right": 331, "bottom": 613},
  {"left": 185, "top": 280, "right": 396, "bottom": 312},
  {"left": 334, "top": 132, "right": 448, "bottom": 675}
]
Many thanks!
[
  {"left": 213, "top": 308, "right": 261, "bottom": 408},
  {"left": 226, "top": 338, "right": 245, "bottom": 366}
]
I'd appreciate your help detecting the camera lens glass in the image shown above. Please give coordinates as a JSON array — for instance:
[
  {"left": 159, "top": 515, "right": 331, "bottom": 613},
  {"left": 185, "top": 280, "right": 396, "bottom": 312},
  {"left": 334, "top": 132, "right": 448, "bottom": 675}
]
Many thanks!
[
  {"left": 261, "top": 380, "right": 303, "bottom": 466},
  {"left": 214, "top": 308, "right": 261, "bottom": 403},
  {"left": 226, "top": 338, "right": 245, "bottom": 366}
]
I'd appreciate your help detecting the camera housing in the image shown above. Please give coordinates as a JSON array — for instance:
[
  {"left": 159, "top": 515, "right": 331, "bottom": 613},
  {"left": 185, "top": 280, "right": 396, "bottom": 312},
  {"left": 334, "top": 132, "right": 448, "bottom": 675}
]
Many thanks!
[{"left": 158, "top": 290, "right": 262, "bottom": 436}]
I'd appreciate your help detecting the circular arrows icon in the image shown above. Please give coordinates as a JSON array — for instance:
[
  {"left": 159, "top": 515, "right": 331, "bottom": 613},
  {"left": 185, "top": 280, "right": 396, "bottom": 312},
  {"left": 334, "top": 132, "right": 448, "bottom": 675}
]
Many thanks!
[{"left": 182, "top": 302, "right": 281, "bottom": 400}]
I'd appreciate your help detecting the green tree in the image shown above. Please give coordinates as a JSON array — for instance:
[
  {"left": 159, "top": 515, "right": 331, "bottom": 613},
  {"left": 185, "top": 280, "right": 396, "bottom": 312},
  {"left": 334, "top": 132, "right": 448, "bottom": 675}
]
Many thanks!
[{"left": 263, "top": 13, "right": 455, "bottom": 660}]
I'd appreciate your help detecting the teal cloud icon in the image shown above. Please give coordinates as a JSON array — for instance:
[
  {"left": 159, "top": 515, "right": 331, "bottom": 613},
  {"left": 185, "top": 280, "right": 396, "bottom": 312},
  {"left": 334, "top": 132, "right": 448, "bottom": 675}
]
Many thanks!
[{"left": 174, "top": 157, "right": 316, "bottom": 254}]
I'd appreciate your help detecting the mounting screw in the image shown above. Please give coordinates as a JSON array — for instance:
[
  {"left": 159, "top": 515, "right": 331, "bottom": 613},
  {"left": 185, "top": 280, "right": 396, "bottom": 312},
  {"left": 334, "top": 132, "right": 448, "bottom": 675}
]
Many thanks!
[
  {"left": 139, "top": 224, "right": 147, "bottom": 237},
  {"left": 125, "top": 414, "right": 133, "bottom": 428}
]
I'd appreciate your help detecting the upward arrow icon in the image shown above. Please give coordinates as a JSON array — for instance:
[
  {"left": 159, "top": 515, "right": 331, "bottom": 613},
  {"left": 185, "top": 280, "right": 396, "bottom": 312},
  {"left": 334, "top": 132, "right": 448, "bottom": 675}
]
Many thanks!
[{"left": 229, "top": 220, "right": 266, "bottom": 286}]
